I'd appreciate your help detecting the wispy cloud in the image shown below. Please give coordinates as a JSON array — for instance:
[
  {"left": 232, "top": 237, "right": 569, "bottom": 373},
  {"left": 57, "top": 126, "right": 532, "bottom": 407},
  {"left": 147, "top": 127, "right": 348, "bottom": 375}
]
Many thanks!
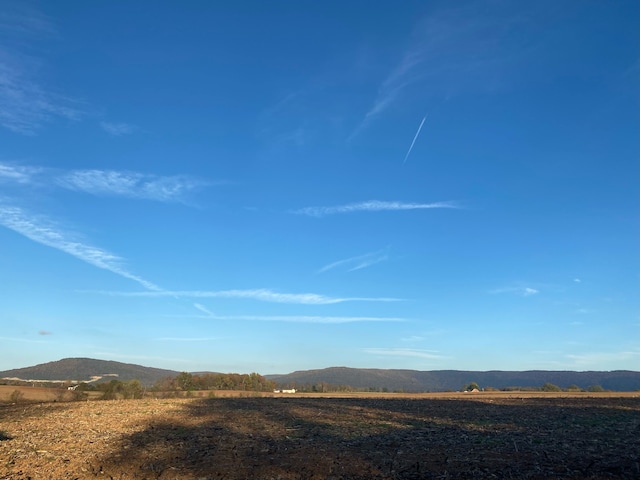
[
  {"left": 0, "top": 75, "right": 81, "bottom": 134},
  {"left": 193, "top": 303, "right": 215, "bottom": 317},
  {"left": 229, "top": 315, "right": 404, "bottom": 324},
  {"left": 400, "top": 330, "right": 445, "bottom": 342},
  {"left": 363, "top": 348, "right": 445, "bottom": 359},
  {"left": 55, "top": 169, "right": 206, "bottom": 203},
  {"left": 351, "top": 4, "right": 539, "bottom": 137},
  {"left": 0, "top": 162, "right": 42, "bottom": 184},
  {"left": 0, "top": 161, "right": 209, "bottom": 204},
  {"left": 565, "top": 350, "right": 640, "bottom": 367},
  {"left": 318, "top": 248, "right": 389, "bottom": 274},
  {"left": 99, "top": 288, "right": 402, "bottom": 305},
  {"left": 401, "top": 335, "right": 425, "bottom": 342},
  {"left": 0, "top": 7, "right": 82, "bottom": 134},
  {"left": 100, "top": 121, "right": 137, "bottom": 136},
  {"left": 153, "top": 337, "right": 217, "bottom": 342},
  {"left": 0, "top": 336, "right": 46, "bottom": 344},
  {"left": 490, "top": 286, "right": 539, "bottom": 297},
  {"left": 166, "top": 314, "right": 405, "bottom": 324},
  {"left": 93, "top": 352, "right": 191, "bottom": 364},
  {"left": 0, "top": 3, "right": 55, "bottom": 37},
  {"left": 0, "top": 202, "right": 160, "bottom": 291},
  {"left": 293, "top": 200, "right": 457, "bottom": 217}
]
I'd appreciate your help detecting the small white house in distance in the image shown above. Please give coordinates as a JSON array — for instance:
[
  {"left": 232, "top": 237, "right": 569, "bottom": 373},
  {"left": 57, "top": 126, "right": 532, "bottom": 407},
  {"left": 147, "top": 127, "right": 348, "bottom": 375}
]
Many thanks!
[{"left": 273, "top": 388, "right": 296, "bottom": 393}]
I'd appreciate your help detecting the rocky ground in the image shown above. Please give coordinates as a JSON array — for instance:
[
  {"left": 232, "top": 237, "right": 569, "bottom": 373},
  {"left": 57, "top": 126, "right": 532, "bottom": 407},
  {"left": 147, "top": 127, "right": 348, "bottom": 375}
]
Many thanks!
[{"left": 1, "top": 394, "right": 639, "bottom": 479}]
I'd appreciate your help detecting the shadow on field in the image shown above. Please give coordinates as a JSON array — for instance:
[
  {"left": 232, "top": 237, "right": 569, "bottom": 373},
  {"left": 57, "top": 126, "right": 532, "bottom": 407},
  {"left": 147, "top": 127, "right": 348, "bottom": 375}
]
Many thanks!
[
  {"left": 95, "top": 396, "right": 640, "bottom": 479},
  {"left": 0, "top": 401, "right": 72, "bottom": 422}
]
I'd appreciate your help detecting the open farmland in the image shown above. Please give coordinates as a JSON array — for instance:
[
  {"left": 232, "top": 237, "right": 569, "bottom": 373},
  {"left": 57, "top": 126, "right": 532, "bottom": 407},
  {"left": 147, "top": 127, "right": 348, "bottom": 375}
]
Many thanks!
[
  {"left": 1, "top": 393, "right": 639, "bottom": 479},
  {"left": 0, "top": 386, "right": 103, "bottom": 402},
  {"left": 0, "top": 385, "right": 62, "bottom": 403}
]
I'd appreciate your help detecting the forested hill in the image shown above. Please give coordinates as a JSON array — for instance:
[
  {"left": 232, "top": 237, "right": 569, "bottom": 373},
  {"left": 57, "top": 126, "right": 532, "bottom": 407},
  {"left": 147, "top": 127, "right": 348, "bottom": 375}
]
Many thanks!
[
  {"left": 0, "top": 358, "right": 178, "bottom": 386},
  {"left": 266, "top": 367, "right": 640, "bottom": 392}
]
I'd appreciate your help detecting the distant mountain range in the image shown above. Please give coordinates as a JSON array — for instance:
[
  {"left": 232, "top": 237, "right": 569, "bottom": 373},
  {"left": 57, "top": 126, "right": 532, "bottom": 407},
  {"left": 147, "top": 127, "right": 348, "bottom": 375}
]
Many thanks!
[
  {"left": 1, "top": 358, "right": 639, "bottom": 391},
  {"left": 266, "top": 367, "right": 640, "bottom": 392}
]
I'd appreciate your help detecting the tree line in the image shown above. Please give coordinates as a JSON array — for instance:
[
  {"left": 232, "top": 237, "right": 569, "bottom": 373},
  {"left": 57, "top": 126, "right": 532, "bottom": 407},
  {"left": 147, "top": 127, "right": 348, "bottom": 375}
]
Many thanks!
[
  {"left": 152, "top": 372, "right": 276, "bottom": 393},
  {"left": 465, "top": 382, "right": 609, "bottom": 392},
  {"left": 74, "top": 372, "right": 277, "bottom": 398}
]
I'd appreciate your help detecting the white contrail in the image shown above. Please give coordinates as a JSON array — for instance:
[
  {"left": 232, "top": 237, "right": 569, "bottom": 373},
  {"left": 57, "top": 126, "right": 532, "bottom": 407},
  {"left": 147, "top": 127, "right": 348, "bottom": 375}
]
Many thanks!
[
  {"left": 402, "top": 115, "right": 427, "bottom": 165},
  {"left": 293, "top": 200, "right": 456, "bottom": 217}
]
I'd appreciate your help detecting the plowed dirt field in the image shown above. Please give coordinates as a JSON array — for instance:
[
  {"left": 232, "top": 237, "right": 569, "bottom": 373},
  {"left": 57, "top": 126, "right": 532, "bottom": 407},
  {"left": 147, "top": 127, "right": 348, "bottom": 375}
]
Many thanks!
[{"left": 1, "top": 394, "right": 638, "bottom": 479}]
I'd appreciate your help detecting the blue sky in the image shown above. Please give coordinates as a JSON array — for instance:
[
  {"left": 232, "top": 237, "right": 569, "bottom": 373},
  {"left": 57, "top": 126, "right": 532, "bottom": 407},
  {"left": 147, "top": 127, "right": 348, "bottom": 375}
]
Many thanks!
[{"left": 1, "top": 1, "right": 638, "bottom": 375}]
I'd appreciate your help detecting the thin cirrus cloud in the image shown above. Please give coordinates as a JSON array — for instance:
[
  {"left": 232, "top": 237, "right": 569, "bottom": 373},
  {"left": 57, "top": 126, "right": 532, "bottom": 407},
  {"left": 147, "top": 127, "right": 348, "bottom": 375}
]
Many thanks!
[
  {"left": 153, "top": 337, "right": 218, "bottom": 342},
  {"left": 401, "top": 335, "right": 425, "bottom": 342},
  {"left": 565, "top": 350, "right": 640, "bottom": 367},
  {"left": 0, "top": 7, "right": 82, "bottom": 135},
  {"left": 100, "top": 121, "right": 137, "bottom": 136},
  {"left": 0, "top": 162, "right": 42, "bottom": 184},
  {"left": 170, "top": 313, "right": 405, "bottom": 324},
  {"left": 318, "top": 248, "right": 389, "bottom": 274},
  {"left": 0, "top": 161, "right": 208, "bottom": 204},
  {"left": 363, "top": 348, "right": 445, "bottom": 359},
  {"left": 490, "top": 286, "right": 539, "bottom": 297},
  {"left": 101, "top": 288, "right": 402, "bottom": 305},
  {"left": 93, "top": 352, "right": 191, "bottom": 365},
  {"left": 351, "top": 4, "right": 539, "bottom": 138},
  {"left": 193, "top": 303, "right": 216, "bottom": 317},
  {"left": 0, "top": 63, "right": 81, "bottom": 135},
  {"left": 0, "top": 202, "right": 160, "bottom": 291},
  {"left": 55, "top": 169, "right": 207, "bottom": 203},
  {"left": 293, "top": 200, "right": 457, "bottom": 217},
  {"left": 0, "top": 336, "right": 46, "bottom": 344}
]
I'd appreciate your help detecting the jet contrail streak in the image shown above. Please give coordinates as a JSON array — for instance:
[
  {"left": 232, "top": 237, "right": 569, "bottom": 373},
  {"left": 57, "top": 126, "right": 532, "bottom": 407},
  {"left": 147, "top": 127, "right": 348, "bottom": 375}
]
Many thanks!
[{"left": 402, "top": 115, "right": 427, "bottom": 165}]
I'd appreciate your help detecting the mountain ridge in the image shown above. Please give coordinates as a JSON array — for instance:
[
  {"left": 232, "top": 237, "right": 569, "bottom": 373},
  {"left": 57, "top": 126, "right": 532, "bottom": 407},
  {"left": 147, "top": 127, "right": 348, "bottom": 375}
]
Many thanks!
[
  {"left": 0, "top": 358, "right": 178, "bottom": 386},
  {"left": 2, "top": 359, "right": 639, "bottom": 391},
  {"left": 267, "top": 367, "right": 640, "bottom": 392}
]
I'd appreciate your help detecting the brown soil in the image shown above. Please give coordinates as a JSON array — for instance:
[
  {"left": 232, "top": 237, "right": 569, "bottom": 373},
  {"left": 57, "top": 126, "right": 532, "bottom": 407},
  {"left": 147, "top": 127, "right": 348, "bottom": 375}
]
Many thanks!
[{"left": 1, "top": 394, "right": 638, "bottom": 479}]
